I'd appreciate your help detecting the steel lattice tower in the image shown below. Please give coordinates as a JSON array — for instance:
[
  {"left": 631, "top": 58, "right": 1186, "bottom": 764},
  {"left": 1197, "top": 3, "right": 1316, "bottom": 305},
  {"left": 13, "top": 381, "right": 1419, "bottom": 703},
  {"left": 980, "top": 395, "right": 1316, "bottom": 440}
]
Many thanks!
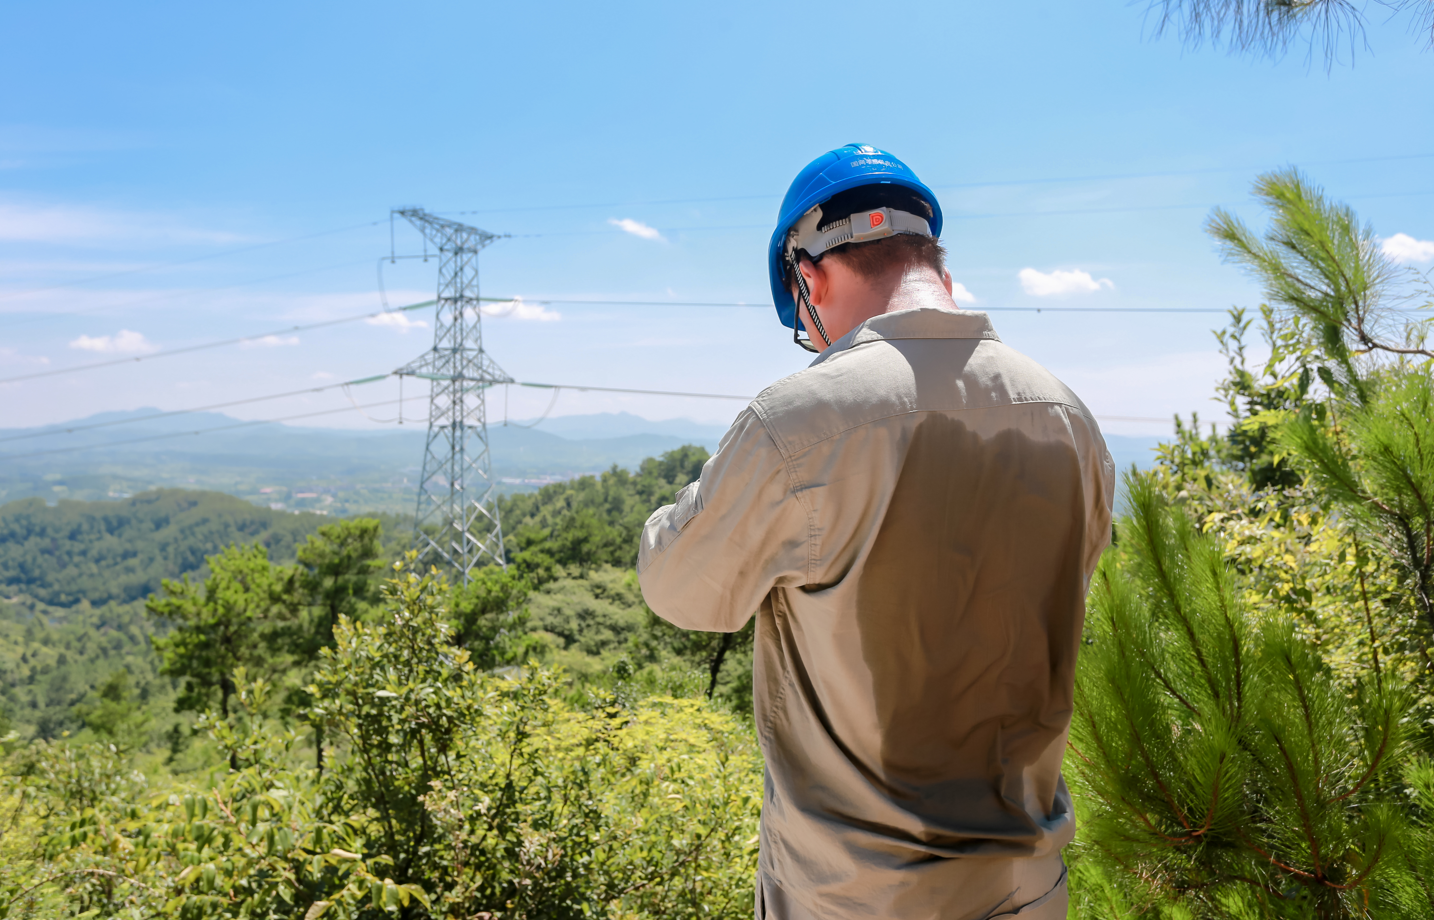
[{"left": 392, "top": 208, "right": 513, "bottom": 582}]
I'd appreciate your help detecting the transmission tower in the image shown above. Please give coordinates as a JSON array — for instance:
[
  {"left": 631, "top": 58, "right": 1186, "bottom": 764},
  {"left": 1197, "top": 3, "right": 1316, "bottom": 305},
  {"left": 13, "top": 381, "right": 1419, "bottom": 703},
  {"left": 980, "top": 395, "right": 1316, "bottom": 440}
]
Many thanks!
[{"left": 391, "top": 207, "right": 513, "bottom": 582}]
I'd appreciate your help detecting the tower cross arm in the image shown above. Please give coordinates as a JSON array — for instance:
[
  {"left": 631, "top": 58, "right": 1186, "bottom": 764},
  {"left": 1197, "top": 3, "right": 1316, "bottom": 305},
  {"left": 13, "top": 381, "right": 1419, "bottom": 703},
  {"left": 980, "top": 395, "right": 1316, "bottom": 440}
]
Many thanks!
[{"left": 394, "top": 207, "right": 505, "bottom": 253}]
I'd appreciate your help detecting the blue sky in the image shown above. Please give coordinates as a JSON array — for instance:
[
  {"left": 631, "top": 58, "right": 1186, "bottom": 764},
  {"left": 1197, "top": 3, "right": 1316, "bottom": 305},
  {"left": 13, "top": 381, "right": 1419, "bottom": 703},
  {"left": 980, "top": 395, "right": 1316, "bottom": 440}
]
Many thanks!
[{"left": 2, "top": 0, "right": 1431, "bottom": 439}]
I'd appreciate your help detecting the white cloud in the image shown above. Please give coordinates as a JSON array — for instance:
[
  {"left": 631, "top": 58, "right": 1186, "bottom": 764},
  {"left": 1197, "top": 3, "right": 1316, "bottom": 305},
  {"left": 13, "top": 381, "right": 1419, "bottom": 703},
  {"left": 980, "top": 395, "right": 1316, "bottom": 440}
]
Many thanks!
[
  {"left": 950, "top": 282, "right": 977, "bottom": 304},
  {"left": 1382, "top": 233, "right": 1434, "bottom": 264},
  {"left": 239, "top": 334, "right": 299, "bottom": 349},
  {"left": 481, "top": 296, "right": 561, "bottom": 322},
  {"left": 609, "top": 218, "right": 664, "bottom": 241},
  {"left": 311, "top": 371, "right": 335, "bottom": 380},
  {"left": 1018, "top": 267, "right": 1114, "bottom": 297},
  {"left": 365, "top": 311, "right": 429, "bottom": 332},
  {"left": 68, "top": 329, "right": 156, "bottom": 354},
  {"left": 0, "top": 347, "right": 48, "bottom": 366}
]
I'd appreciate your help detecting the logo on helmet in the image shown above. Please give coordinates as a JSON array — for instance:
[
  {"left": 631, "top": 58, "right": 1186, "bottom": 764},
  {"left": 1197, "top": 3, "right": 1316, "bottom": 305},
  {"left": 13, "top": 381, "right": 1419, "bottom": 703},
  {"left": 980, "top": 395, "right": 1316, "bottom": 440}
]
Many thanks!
[{"left": 870, "top": 211, "right": 885, "bottom": 229}]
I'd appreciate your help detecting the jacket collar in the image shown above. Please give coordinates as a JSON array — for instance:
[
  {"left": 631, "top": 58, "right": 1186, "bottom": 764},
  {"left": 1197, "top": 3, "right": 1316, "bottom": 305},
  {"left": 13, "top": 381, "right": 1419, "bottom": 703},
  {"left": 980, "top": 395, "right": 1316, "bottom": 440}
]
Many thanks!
[{"left": 810, "top": 307, "right": 1000, "bottom": 365}]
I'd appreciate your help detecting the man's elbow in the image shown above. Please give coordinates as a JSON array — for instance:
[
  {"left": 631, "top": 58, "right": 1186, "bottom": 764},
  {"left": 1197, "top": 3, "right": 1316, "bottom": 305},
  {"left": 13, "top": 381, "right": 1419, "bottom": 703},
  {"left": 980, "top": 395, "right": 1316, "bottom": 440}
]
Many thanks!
[{"left": 637, "top": 564, "right": 738, "bottom": 633}]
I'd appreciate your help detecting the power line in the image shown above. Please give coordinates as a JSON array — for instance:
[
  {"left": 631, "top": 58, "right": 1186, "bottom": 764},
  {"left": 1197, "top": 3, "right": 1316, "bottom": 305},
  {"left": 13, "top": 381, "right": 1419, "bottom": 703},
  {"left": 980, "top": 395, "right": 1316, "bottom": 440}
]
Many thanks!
[
  {"left": 0, "top": 296, "right": 1250, "bottom": 391},
  {"left": 0, "top": 220, "right": 386, "bottom": 303},
  {"left": 0, "top": 374, "right": 390, "bottom": 443},
  {"left": 1101, "top": 415, "right": 1176, "bottom": 423},
  {"left": 506, "top": 298, "right": 1231, "bottom": 313},
  {"left": 515, "top": 381, "right": 754, "bottom": 400},
  {"left": 0, "top": 300, "right": 434, "bottom": 386},
  {"left": 4, "top": 290, "right": 1421, "bottom": 393},
  {"left": 445, "top": 152, "right": 1434, "bottom": 216},
  {"left": 0, "top": 394, "right": 429, "bottom": 461},
  {"left": 507, "top": 187, "right": 1434, "bottom": 239},
  {"left": 510, "top": 382, "right": 1170, "bottom": 422},
  {"left": 0, "top": 375, "right": 1175, "bottom": 461}
]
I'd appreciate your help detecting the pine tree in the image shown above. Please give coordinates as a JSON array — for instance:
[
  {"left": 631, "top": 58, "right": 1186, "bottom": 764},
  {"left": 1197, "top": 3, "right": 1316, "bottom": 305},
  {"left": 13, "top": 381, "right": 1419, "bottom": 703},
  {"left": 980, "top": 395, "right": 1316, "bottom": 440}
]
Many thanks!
[
  {"left": 1070, "top": 475, "right": 1412, "bottom": 919},
  {"left": 1211, "top": 168, "right": 1434, "bottom": 671}
]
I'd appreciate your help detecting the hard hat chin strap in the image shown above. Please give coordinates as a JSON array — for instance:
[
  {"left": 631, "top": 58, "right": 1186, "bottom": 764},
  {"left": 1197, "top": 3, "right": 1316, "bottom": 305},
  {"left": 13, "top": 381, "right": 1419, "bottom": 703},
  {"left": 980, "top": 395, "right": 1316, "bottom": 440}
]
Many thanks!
[{"left": 788, "top": 252, "right": 832, "bottom": 353}]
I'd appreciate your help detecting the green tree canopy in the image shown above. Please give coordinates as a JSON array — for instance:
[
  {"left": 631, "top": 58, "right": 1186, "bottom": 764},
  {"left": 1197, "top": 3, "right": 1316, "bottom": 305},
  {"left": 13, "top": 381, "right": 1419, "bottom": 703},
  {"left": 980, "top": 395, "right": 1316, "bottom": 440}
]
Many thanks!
[
  {"left": 500, "top": 445, "right": 708, "bottom": 582},
  {"left": 147, "top": 543, "right": 300, "bottom": 721},
  {"left": 0, "top": 489, "right": 325, "bottom": 607}
]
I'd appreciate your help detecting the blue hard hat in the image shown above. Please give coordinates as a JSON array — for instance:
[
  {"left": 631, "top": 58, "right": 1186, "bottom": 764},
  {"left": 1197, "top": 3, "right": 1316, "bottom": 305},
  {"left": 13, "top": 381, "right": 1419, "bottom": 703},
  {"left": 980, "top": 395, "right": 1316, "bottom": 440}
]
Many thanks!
[{"left": 767, "top": 144, "right": 943, "bottom": 330}]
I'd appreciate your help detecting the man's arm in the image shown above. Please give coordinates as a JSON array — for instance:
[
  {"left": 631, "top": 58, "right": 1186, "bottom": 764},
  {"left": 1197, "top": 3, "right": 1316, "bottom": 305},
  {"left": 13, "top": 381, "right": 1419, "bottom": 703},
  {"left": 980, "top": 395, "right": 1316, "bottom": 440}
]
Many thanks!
[
  {"left": 638, "top": 408, "right": 809, "bottom": 633},
  {"left": 1068, "top": 409, "right": 1116, "bottom": 580}
]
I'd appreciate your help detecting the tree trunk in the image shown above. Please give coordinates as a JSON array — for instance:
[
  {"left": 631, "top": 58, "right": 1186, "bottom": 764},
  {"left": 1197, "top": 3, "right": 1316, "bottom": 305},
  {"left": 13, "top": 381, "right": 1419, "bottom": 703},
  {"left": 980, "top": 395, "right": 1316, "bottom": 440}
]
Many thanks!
[
  {"left": 220, "top": 676, "right": 237, "bottom": 770},
  {"left": 707, "top": 632, "right": 735, "bottom": 700}
]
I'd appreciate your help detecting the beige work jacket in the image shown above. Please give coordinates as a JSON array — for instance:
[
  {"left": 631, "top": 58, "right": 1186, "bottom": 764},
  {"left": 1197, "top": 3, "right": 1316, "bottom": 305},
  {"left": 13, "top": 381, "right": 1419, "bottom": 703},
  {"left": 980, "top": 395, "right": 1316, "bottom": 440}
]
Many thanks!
[{"left": 638, "top": 308, "right": 1114, "bottom": 919}]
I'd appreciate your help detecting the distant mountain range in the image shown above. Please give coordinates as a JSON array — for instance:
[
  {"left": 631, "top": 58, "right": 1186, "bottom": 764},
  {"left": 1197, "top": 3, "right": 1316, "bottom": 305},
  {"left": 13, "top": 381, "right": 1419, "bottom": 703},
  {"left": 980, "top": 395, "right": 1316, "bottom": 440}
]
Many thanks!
[{"left": 0, "top": 408, "right": 1163, "bottom": 515}]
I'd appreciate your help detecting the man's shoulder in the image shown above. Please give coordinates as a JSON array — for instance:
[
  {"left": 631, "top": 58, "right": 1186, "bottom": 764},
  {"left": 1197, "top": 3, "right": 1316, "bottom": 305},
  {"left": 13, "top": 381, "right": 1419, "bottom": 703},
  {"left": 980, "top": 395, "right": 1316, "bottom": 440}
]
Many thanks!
[{"left": 750, "top": 330, "right": 1095, "bottom": 457}]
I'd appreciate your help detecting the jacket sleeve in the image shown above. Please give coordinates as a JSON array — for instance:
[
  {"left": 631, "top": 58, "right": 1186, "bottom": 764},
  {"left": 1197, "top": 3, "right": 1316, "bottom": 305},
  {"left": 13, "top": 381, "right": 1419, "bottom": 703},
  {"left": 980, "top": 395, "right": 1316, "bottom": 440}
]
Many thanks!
[{"left": 637, "top": 407, "right": 810, "bottom": 632}]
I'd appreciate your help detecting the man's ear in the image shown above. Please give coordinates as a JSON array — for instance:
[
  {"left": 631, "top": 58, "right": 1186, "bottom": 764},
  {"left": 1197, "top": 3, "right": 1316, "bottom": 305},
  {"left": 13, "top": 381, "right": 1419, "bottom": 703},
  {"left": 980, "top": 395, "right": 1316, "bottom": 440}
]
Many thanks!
[
  {"left": 798, "top": 256, "right": 828, "bottom": 306},
  {"left": 942, "top": 269, "right": 954, "bottom": 297}
]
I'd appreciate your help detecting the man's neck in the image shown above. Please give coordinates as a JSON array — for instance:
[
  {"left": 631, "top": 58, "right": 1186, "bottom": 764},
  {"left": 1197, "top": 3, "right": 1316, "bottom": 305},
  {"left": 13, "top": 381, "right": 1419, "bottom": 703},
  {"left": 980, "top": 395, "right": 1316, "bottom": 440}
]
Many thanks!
[
  {"left": 834, "top": 266, "right": 958, "bottom": 337},
  {"left": 799, "top": 260, "right": 962, "bottom": 353},
  {"left": 878, "top": 266, "right": 957, "bottom": 316}
]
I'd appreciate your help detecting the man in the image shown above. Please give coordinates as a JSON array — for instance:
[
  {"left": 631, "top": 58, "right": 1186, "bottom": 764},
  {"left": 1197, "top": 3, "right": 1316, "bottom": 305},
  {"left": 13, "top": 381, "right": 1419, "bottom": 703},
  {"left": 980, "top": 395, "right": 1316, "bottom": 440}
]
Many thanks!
[{"left": 638, "top": 144, "right": 1114, "bottom": 919}]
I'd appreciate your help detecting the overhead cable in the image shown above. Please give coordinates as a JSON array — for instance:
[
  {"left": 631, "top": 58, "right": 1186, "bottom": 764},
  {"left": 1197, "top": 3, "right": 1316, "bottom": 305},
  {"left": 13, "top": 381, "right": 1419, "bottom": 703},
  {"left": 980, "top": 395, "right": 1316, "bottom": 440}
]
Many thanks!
[
  {"left": 446, "top": 151, "right": 1434, "bottom": 215},
  {"left": 0, "top": 296, "right": 1256, "bottom": 393},
  {"left": 0, "top": 375, "right": 390, "bottom": 443},
  {"left": 0, "top": 301, "right": 435, "bottom": 386},
  {"left": 0, "top": 394, "right": 429, "bottom": 461},
  {"left": 0, "top": 373, "right": 1175, "bottom": 460},
  {"left": 503, "top": 298, "right": 1231, "bottom": 314},
  {"left": 516, "top": 381, "right": 754, "bottom": 400},
  {"left": 508, "top": 187, "right": 1434, "bottom": 239}
]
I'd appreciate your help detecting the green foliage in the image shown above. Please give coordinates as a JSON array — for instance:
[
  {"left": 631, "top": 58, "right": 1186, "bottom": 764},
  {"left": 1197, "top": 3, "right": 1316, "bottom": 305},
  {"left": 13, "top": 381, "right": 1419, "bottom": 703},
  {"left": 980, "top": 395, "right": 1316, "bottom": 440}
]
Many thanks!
[
  {"left": 295, "top": 519, "right": 385, "bottom": 657},
  {"left": 1282, "top": 369, "right": 1434, "bottom": 642},
  {"left": 448, "top": 565, "right": 536, "bottom": 670},
  {"left": 1141, "top": 175, "right": 1434, "bottom": 705},
  {"left": 501, "top": 446, "right": 708, "bottom": 583},
  {"left": 1209, "top": 167, "right": 1432, "bottom": 402},
  {"left": 1, "top": 681, "right": 412, "bottom": 920},
  {"left": 1076, "top": 169, "right": 1434, "bottom": 918},
  {"left": 308, "top": 557, "right": 761, "bottom": 919},
  {"left": 1071, "top": 477, "right": 1412, "bottom": 918},
  {"left": 1154, "top": 304, "right": 1319, "bottom": 496},
  {"left": 0, "top": 490, "right": 328, "bottom": 607},
  {"left": 148, "top": 544, "right": 302, "bottom": 720},
  {"left": 0, "top": 445, "right": 766, "bottom": 917},
  {"left": 526, "top": 567, "right": 648, "bottom": 659},
  {"left": 0, "top": 594, "right": 168, "bottom": 742},
  {"left": 0, "top": 496, "right": 369, "bottom": 744},
  {"left": 0, "top": 557, "right": 761, "bottom": 919},
  {"left": 71, "top": 670, "right": 151, "bottom": 753},
  {"left": 490, "top": 445, "right": 759, "bottom": 709}
]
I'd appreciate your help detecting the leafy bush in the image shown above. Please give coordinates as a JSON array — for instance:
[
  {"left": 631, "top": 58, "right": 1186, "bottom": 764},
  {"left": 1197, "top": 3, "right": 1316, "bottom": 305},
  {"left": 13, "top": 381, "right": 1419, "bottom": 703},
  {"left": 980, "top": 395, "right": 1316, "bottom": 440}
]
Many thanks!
[{"left": 1, "top": 559, "right": 760, "bottom": 920}]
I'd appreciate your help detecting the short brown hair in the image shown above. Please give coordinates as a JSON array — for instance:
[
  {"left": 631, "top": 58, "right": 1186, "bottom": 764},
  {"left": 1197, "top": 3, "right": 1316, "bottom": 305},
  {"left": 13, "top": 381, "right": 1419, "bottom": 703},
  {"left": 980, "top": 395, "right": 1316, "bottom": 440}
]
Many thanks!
[
  {"left": 826, "top": 234, "right": 947, "bottom": 281},
  {"left": 810, "top": 185, "right": 946, "bottom": 281}
]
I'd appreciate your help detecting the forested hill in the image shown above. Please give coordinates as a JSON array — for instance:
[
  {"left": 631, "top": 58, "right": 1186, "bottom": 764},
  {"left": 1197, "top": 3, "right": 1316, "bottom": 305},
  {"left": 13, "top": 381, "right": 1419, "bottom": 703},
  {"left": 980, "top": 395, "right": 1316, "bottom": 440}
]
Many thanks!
[
  {"left": 0, "top": 489, "right": 341, "bottom": 607},
  {"left": 0, "top": 450, "right": 713, "bottom": 743}
]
